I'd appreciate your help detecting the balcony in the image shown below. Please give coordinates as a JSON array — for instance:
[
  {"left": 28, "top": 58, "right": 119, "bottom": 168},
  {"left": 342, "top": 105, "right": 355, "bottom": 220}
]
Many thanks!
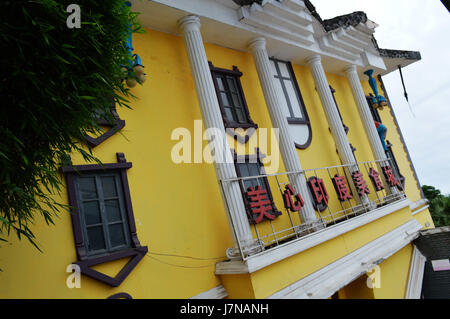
[{"left": 216, "top": 158, "right": 411, "bottom": 274}]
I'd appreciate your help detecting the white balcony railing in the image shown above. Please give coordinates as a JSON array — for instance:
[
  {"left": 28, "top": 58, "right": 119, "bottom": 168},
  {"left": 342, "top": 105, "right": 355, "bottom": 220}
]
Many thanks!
[{"left": 220, "top": 158, "right": 406, "bottom": 261}]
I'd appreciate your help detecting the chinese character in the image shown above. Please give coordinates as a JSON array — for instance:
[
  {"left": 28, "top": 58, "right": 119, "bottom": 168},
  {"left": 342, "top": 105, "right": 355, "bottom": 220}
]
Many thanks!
[
  {"left": 351, "top": 171, "right": 370, "bottom": 196},
  {"left": 332, "top": 174, "right": 353, "bottom": 202},
  {"left": 369, "top": 167, "right": 384, "bottom": 192},
  {"left": 246, "top": 186, "right": 279, "bottom": 224},
  {"left": 307, "top": 177, "right": 329, "bottom": 212},
  {"left": 382, "top": 165, "right": 400, "bottom": 188},
  {"left": 283, "top": 184, "right": 304, "bottom": 212}
]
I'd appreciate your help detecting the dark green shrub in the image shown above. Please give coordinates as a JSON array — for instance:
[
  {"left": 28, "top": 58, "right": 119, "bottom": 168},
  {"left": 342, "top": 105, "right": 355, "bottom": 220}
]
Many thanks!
[{"left": 0, "top": 0, "right": 142, "bottom": 249}]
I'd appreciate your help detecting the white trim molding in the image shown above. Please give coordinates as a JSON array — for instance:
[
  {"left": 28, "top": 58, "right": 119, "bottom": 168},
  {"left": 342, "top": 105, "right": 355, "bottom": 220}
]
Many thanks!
[
  {"left": 405, "top": 246, "right": 426, "bottom": 299},
  {"left": 238, "top": 0, "right": 315, "bottom": 46},
  {"left": 215, "top": 198, "right": 411, "bottom": 275},
  {"left": 410, "top": 198, "right": 429, "bottom": 212},
  {"left": 131, "top": 0, "right": 393, "bottom": 75},
  {"left": 267, "top": 218, "right": 422, "bottom": 299},
  {"left": 412, "top": 205, "right": 429, "bottom": 216},
  {"left": 190, "top": 285, "right": 228, "bottom": 299}
]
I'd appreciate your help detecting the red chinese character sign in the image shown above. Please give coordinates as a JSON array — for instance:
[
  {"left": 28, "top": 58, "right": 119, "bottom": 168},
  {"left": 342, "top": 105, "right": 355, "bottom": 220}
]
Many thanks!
[
  {"left": 351, "top": 171, "right": 370, "bottom": 196},
  {"left": 283, "top": 184, "right": 304, "bottom": 212},
  {"left": 245, "top": 186, "right": 281, "bottom": 224},
  {"left": 382, "top": 165, "right": 402, "bottom": 190},
  {"left": 332, "top": 174, "right": 353, "bottom": 202},
  {"left": 369, "top": 167, "right": 384, "bottom": 192},
  {"left": 307, "top": 177, "right": 329, "bottom": 212}
]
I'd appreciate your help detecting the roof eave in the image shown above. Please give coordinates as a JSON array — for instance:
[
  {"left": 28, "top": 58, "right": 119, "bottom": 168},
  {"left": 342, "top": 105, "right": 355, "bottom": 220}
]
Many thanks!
[{"left": 378, "top": 48, "right": 422, "bottom": 76}]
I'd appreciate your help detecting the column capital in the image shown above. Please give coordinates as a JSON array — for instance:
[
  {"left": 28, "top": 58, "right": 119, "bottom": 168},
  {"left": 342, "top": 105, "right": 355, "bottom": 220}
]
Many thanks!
[
  {"left": 344, "top": 64, "right": 358, "bottom": 74},
  {"left": 306, "top": 54, "right": 322, "bottom": 65},
  {"left": 178, "top": 15, "right": 201, "bottom": 32},
  {"left": 248, "top": 37, "right": 266, "bottom": 51}
]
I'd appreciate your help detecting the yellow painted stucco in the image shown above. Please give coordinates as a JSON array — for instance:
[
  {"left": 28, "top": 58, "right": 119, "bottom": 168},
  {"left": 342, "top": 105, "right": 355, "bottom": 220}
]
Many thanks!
[
  {"left": 224, "top": 205, "right": 414, "bottom": 299},
  {"left": 0, "top": 26, "right": 433, "bottom": 299},
  {"left": 413, "top": 208, "right": 435, "bottom": 229},
  {"left": 372, "top": 244, "right": 414, "bottom": 299},
  {"left": 337, "top": 275, "right": 375, "bottom": 299}
]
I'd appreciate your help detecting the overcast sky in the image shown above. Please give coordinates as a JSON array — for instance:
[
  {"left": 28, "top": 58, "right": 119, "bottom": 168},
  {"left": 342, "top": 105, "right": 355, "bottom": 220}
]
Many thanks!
[{"left": 313, "top": 0, "right": 450, "bottom": 195}]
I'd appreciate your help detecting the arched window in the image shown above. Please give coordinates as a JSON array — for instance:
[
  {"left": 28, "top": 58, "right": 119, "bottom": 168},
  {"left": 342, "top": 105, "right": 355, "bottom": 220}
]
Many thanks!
[{"left": 269, "top": 58, "right": 312, "bottom": 149}]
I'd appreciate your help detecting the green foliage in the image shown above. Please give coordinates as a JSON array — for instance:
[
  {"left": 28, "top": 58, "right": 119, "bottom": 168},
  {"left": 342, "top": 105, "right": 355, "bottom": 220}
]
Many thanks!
[
  {"left": 0, "top": 0, "right": 143, "bottom": 248},
  {"left": 422, "top": 185, "right": 450, "bottom": 227},
  {"left": 422, "top": 185, "right": 442, "bottom": 201}
]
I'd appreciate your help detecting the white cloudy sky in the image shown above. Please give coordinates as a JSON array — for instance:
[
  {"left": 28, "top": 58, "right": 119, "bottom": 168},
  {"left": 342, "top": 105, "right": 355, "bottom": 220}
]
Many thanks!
[{"left": 313, "top": 0, "right": 450, "bottom": 195}]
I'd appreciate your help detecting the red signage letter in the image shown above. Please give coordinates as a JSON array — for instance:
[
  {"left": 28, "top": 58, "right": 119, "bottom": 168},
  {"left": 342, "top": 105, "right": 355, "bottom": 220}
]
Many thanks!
[
  {"left": 332, "top": 174, "right": 353, "bottom": 202},
  {"left": 283, "top": 184, "right": 304, "bottom": 212}
]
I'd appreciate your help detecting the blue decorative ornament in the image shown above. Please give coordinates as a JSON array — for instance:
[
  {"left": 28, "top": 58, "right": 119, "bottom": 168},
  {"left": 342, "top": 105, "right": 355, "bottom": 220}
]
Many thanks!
[
  {"left": 376, "top": 123, "right": 388, "bottom": 151},
  {"left": 364, "top": 69, "right": 387, "bottom": 109},
  {"left": 122, "top": 1, "right": 146, "bottom": 86}
]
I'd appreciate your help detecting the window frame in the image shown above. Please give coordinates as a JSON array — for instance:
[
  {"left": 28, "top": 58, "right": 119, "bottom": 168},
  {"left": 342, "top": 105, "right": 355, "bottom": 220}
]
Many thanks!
[
  {"left": 365, "top": 97, "right": 405, "bottom": 188},
  {"left": 270, "top": 58, "right": 312, "bottom": 149},
  {"left": 85, "top": 97, "right": 126, "bottom": 148},
  {"left": 209, "top": 61, "right": 258, "bottom": 130},
  {"left": 232, "top": 148, "right": 281, "bottom": 224},
  {"left": 62, "top": 152, "right": 147, "bottom": 287},
  {"left": 75, "top": 171, "right": 131, "bottom": 257},
  {"left": 386, "top": 140, "right": 406, "bottom": 188}
]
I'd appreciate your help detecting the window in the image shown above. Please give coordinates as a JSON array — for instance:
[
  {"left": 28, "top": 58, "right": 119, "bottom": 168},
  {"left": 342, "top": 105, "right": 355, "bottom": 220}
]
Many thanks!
[
  {"left": 366, "top": 95, "right": 382, "bottom": 123},
  {"left": 75, "top": 172, "right": 130, "bottom": 256},
  {"left": 233, "top": 150, "right": 281, "bottom": 224},
  {"left": 386, "top": 140, "right": 405, "bottom": 188},
  {"left": 270, "top": 58, "right": 312, "bottom": 148},
  {"left": 237, "top": 162, "right": 267, "bottom": 194},
  {"left": 62, "top": 152, "right": 147, "bottom": 287},
  {"left": 85, "top": 97, "right": 125, "bottom": 147},
  {"left": 365, "top": 97, "right": 405, "bottom": 188},
  {"left": 209, "top": 62, "right": 257, "bottom": 129}
]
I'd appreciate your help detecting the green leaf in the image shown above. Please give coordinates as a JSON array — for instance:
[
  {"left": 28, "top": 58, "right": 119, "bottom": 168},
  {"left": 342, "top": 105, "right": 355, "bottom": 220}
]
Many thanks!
[
  {"left": 0, "top": 0, "right": 142, "bottom": 250},
  {"left": 79, "top": 96, "right": 96, "bottom": 100}
]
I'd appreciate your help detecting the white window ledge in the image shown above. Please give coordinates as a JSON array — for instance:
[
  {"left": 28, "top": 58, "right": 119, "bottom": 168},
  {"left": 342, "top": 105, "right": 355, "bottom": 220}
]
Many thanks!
[{"left": 215, "top": 198, "right": 412, "bottom": 275}]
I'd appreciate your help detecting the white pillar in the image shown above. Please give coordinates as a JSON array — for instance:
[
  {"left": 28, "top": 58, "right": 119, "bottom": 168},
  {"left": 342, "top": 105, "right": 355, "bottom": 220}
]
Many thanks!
[
  {"left": 344, "top": 65, "right": 399, "bottom": 194},
  {"left": 249, "top": 37, "right": 320, "bottom": 228},
  {"left": 178, "top": 15, "right": 261, "bottom": 257},
  {"left": 306, "top": 55, "right": 371, "bottom": 207}
]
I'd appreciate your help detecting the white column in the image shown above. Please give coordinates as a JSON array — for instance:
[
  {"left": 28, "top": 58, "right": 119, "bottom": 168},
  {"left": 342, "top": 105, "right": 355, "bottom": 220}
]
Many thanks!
[
  {"left": 249, "top": 37, "right": 320, "bottom": 228},
  {"left": 178, "top": 15, "right": 261, "bottom": 257},
  {"left": 344, "top": 65, "right": 399, "bottom": 195},
  {"left": 306, "top": 55, "right": 371, "bottom": 207}
]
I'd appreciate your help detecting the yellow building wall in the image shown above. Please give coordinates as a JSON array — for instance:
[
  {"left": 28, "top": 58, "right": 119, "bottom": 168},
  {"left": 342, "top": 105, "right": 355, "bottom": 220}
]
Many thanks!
[
  {"left": 413, "top": 208, "right": 435, "bottom": 229},
  {"left": 337, "top": 275, "right": 375, "bottom": 299},
  {"left": 372, "top": 244, "right": 414, "bottom": 299},
  {"left": 0, "top": 26, "right": 428, "bottom": 299},
  {"left": 0, "top": 27, "right": 232, "bottom": 299},
  {"left": 237, "top": 205, "right": 414, "bottom": 299},
  {"left": 336, "top": 243, "right": 414, "bottom": 299}
]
